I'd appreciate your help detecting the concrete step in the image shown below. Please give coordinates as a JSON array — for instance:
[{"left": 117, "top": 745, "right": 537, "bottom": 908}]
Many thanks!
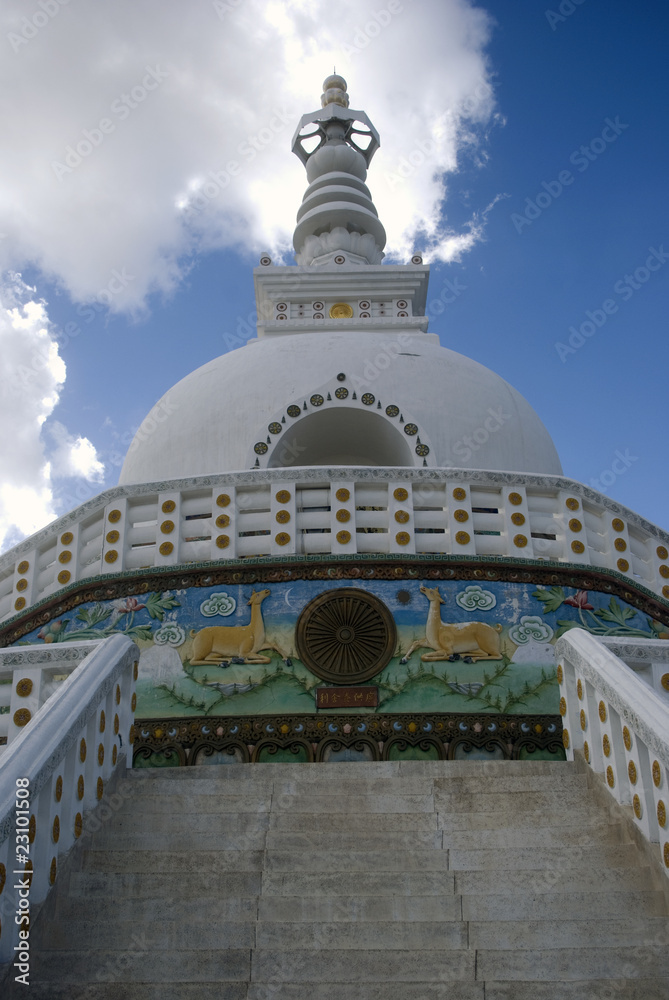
[
  {"left": 99, "top": 812, "right": 270, "bottom": 835},
  {"left": 448, "top": 843, "right": 642, "bottom": 870},
  {"left": 462, "top": 889, "right": 667, "bottom": 921},
  {"left": 114, "top": 793, "right": 272, "bottom": 813},
  {"left": 30, "top": 949, "right": 251, "bottom": 984},
  {"left": 0, "top": 987, "right": 250, "bottom": 1000},
  {"left": 90, "top": 830, "right": 269, "bottom": 851},
  {"left": 484, "top": 981, "right": 669, "bottom": 1000},
  {"left": 263, "top": 830, "right": 443, "bottom": 851},
  {"left": 476, "top": 945, "right": 669, "bottom": 980},
  {"left": 249, "top": 949, "right": 475, "bottom": 982},
  {"left": 269, "top": 811, "right": 439, "bottom": 831},
  {"left": 68, "top": 870, "right": 261, "bottom": 898},
  {"left": 79, "top": 849, "right": 264, "bottom": 873},
  {"left": 454, "top": 865, "right": 655, "bottom": 895},
  {"left": 262, "top": 848, "right": 450, "bottom": 873},
  {"left": 124, "top": 759, "right": 573, "bottom": 781},
  {"left": 437, "top": 807, "right": 611, "bottom": 831},
  {"left": 434, "top": 788, "right": 596, "bottom": 813},
  {"left": 261, "top": 871, "right": 455, "bottom": 896},
  {"left": 254, "top": 919, "right": 468, "bottom": 950},
  {"left": 127, "top": 770, "right": 587, "bottom": 796},
  {"left": 468, "top": 916, "right": 669, "bottom": 950},
  {"left": 41, "top": 919, "right": 256, "bottom": 951},
  {"left": 256, "top": 894, "right": 463, "bottom": 922},
  {"left": 441, "top": 823, "right": 627, "bottom": 848},
  {"left": 15, "top": 982, "right": 669, "bottom": 1000},
  {"left": 54, "top": 895, "right": 259, "bottom": 924},
  {"left": 432, "top": 773, "right": 587, "bottom": 793},
  {"left": 266, "top": 793, "right": 437, "bottom": 813}
]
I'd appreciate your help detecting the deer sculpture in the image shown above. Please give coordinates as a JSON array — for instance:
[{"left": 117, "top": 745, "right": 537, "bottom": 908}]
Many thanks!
[
  {"left": 189, "top": 588, "right": 288, "bottom": 665},
  {"left": 400, "top": 585, "right": 503, "bottom": 664}
]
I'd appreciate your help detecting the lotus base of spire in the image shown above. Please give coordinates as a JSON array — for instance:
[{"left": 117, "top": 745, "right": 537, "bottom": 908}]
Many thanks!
[{"left": 296, "top": 227, "right": 385, "bottom": 266}]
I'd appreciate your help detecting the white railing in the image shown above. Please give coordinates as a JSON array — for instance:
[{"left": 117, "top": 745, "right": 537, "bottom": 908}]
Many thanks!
[
  {"left": 1, "top": 467, "right": 668, "bottom": 623},
  {"left": 556, "top": 629, "right": 669, "bottom": 878},
  {"left": 0, "top": 644, "right": 97, "bottom": 750},
  {"left": 0, "top": 635, "right": 138, "bottom": 965}
]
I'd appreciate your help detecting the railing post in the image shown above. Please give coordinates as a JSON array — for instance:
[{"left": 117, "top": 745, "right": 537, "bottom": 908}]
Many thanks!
[{"left": 210, "top": 486, "right": 237, "bottom": 560}]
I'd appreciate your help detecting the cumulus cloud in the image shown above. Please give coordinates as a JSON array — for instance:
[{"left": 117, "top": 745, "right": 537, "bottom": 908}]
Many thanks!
[
  {"left": 47, "top": 421, "right": 105, "bottom": 482},
  {"left": 0, "top": 0, "right": 497, "bottom": 312},
  {"left": 0, "top": 276, "right": 104, "bottom": 551}
]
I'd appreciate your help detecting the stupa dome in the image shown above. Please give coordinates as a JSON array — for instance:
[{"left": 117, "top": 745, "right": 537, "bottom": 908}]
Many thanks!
[{"left": 119, "top": 331, "right": 561, "bottom": 483}]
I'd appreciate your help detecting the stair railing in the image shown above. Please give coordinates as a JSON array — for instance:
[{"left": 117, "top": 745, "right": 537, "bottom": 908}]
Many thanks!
[
  {"left": 556, "top": 628, "right": 669, "bottom": 878},
  {"left": 0, "top": 634, "right": 138, "bottom": 970}
]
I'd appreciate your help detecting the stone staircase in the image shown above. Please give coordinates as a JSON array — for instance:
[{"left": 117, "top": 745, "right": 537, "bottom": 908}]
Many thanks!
[{"left": 7, "top": 759, "right": 669, "bottom": 998}]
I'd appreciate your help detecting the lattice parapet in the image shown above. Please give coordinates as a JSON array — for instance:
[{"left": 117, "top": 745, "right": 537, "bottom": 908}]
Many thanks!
[{"left": 0, "top": 469, "right": 668, "bottom": 625}]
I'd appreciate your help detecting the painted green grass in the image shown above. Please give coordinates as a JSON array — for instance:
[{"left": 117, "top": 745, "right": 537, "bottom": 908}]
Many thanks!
[{"left": 135, "top": 652, "right": 559, "bottom": 718}]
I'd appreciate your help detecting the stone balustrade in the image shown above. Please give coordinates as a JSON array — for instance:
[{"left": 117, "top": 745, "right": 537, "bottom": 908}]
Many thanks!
[
  {"left": 0, "top": 635, "right": 138, "bottom": 965},
  {"left": 556, "top": 629, "right": 669, "bottom": 877},
  {"left": 1, "top": 468, "right": 668, "bottom": 625}
]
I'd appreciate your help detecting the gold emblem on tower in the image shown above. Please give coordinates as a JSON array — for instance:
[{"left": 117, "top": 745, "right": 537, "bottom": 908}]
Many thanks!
[{"left": 329, "top": 302, "right": 354, "bottom": 319}]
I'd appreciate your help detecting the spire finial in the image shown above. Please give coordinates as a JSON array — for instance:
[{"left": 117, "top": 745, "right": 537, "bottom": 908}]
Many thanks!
[{"left": 321, "top": 74, "right": 349, "bottom": 109}]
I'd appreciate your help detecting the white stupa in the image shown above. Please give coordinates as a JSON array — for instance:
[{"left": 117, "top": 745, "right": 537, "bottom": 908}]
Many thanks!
[{"left": 120, "top": 75, "right": 562, "bottom": 485}]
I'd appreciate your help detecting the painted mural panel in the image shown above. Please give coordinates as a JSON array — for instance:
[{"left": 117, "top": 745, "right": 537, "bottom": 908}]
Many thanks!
[{"left": 13, "top": 577, "right": 668, "bottom": 719}]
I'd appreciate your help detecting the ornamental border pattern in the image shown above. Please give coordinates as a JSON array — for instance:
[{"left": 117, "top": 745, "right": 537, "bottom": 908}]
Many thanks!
[
  {"left": 132, "top": 711, "right": 564, "bottom": 767},
  {"left": 602, "top": 638, "right": 669, "bottom": 663},
  {"left": 1, "top": 466, "right": 667, "bottom": 568},
  {"left": 0, "top": 644, "right": 95, "bottom": 668},
  {"left": 2, "top": 554, "right": 669, "bottom": 647}
]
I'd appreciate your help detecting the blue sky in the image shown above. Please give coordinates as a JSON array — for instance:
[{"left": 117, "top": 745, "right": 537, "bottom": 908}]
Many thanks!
[{"left": 0, "top": 0, "right": 667, "bottom": 550}]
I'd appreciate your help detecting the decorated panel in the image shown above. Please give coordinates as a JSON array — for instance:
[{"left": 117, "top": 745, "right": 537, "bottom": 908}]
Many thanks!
[{"left": 11, "top": 576, "right": 668, "bottom": 720}]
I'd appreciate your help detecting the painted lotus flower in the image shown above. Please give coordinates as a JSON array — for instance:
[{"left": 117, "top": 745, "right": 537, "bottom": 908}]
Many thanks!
[
  {"left": 564, "top": 590, "right": 594, "bottom": 610},
  {"left": 117, "top": 597, "right": 146, "bottom": 613}
]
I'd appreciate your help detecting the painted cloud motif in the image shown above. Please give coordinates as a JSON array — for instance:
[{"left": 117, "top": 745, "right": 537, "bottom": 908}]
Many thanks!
[
  {"left": 509, "top": 616, "right": 554, "bottom": 644},
  {"left": 455, "top": 586, "right": 496, "bottom": 612},
  {"left": 200, "top": 592, "right": 236, "bottom": 617}
]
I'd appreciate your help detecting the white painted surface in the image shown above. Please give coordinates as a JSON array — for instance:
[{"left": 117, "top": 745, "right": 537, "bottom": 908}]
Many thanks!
[{"left": 119, "top": 332, "right": 562, "bottom": 484}]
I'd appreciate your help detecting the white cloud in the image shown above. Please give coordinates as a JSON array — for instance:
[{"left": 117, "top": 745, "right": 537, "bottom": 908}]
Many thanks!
[
  {"left": 47, "top": 421, "right": 105, "bottom": 482},
  {"left": 0, "top": 0, "right": 497, "bottom": 312},
  {"left": 0, "top": 276, "right": 104, "bottom": 551}
]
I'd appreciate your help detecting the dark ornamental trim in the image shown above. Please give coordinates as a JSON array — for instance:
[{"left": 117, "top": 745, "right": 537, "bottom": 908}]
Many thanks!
[{"left": 132, "top": 712, "right": 564, "bottom": 766}]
